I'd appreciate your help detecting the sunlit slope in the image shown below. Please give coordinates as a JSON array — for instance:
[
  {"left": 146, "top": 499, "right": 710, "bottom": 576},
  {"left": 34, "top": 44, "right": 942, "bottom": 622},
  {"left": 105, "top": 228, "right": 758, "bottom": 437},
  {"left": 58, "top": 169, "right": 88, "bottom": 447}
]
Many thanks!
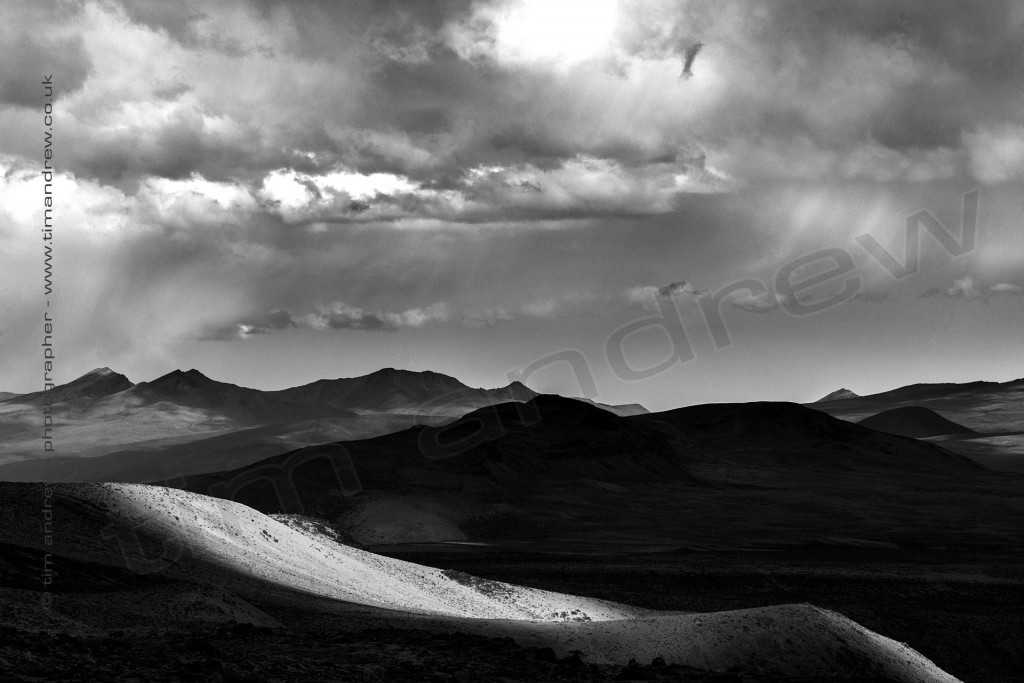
[
  {"left": 0, "top": 482, "right": 962, "bottom": 681},
  {"left": 0, "top": 482, "right": 642, "bottom": 621},
  {"left": 488, "top": 605, "right": 961, "bottom": 680}
]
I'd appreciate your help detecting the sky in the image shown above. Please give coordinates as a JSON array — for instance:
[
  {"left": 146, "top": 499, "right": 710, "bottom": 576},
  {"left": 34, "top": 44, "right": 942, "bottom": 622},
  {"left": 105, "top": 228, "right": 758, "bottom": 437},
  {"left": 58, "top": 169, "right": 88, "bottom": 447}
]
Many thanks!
[{"left": 1, "top": 0, "right": 1022, "bottom": 411}]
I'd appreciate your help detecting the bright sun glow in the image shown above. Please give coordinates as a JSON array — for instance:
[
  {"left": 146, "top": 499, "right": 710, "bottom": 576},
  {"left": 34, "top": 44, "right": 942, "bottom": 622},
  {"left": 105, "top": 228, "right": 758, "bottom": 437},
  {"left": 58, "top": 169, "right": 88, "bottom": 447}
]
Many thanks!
[{"left": 493, "top": 0, "right": 619, "bottom": 66}]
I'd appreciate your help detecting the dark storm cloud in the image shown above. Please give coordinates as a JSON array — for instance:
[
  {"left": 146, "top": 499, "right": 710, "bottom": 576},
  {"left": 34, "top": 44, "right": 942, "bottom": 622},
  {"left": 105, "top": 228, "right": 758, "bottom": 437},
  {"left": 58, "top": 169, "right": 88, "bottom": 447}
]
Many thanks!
[
  {"left": 49, "top": 2, "right": 484, "bottom": 185},
  {"left": 13, "top": 3, "right": 1024, "bottom": 310},
  {"left": 776, "top": 0, "right": 1024, "bottom": 82},
  {"left": 245, "top": 0, "right": 475, "bottom": 62},
  {"left": 609, "top": 0, "right": 1024, "bottom": 185},
  {"left": 247, "top": 309, "right": 296, "bottom": 332},
  {"left": 729, "top": 0, "right": 1024, "bottom": 149},
  {"left": 484, "top": 125, "right": 702, "bottom": 171},
  {"left": 868, "top": 83, "right": 966, "bottom": 151},
  {"left": 45, "top": 0, "right": 1021, "bottom": 192},
  {"left": 74, "top": 115, "right": 271, "bottom": 184},
  {"left": 0, "top": 33, "right": 91, "bottom": 108},
  {"left": 117, "top": 1, "right": 206, "bottom": 45}
]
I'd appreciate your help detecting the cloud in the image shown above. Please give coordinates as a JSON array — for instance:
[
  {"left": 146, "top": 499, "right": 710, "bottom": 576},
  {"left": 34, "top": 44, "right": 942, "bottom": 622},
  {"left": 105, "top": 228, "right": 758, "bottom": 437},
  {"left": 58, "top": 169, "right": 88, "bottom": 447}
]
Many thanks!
[
  {"left": 0, "top": 35, "right": 91, "bottom": 108},
  {"left": 727, "top": 290, "right": 787, "bottom": 314},
  {"left": 257, "top": 167, "right": 422, "bottom": 222},
  {"left": 518, "top": 299, "right": 562, "bottom": 319},
  {"left": 4, "top": 0, "right": 1024, "bottom": 390},
  {"left": 989, "top": 282, "right": 1024, "bottom": 295},
  {"left": 205, "top": 290, "right": 628, "bottom": 339},
  {"left": 625, "top": 280, "right": 783, "bottom": 314},
  {"left": 240, "top": 309, "right": 297, "bottom": 335},
  {"left": 964, "top": 125, "right": 1024, "bottom": 184},
  {"left": 253, "top": 156, "right": 731, "bottom": 226},
  {"left": 6, "top": 0, "right": 1020, "bottom": 200},
  {"left": 459, "top": 157, "right": 732, "bottom": 218},
  {"left": 712, "top": 137, "right": 962, "bottom": 184},
  {"left": 310, "top": 301, "right": 452, "bottom": 332},
  {"left": 460, "top": 307, "right": 514, "bottom": 328},
  {"left": 219, "top": 283, "right": 714, "bottom": 339},
  {"left": 629, "top": 280, "right": 894, "bottom": 316},
  {"left": 919, "top": 275, "right": 1024, "bottom": 302},
  {"left": 656, "top": 281, "right": 703, "bottom": 298},
  {"left": 624, "top": 280, "right": 704, "bottom": 310},
  {"left": 198, "top": 309, "right": 296, "bottom": 340},
  {"left": 506, "top": 294, "right": 608, "bottom": 321}
]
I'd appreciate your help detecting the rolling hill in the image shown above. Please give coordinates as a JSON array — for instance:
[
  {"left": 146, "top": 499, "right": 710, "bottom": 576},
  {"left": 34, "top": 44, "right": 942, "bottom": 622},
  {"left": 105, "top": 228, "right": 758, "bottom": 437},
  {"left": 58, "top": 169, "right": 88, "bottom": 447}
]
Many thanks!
[
  {"left": 0, "top": 481, "right": 963, "bottom": 681},
  {"left": 162, "top": 396, "right": 1020, "bottom": 552}
]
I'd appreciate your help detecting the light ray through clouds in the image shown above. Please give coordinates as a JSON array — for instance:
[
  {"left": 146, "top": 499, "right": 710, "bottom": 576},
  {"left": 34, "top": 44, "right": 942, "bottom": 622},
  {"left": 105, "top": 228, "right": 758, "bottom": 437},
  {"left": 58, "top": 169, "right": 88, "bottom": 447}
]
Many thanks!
[{"left": 1, "top": 0, "right": 1022, "bottom": 407}]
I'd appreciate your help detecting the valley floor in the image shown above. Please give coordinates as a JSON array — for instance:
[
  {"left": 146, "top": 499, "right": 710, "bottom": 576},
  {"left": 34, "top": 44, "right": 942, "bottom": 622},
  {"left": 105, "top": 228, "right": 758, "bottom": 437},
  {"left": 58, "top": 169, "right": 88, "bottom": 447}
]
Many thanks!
[
  {"left": 0, "top": 621, "right": 927, "bottom": 683},
  {"left": 2, "top": 548, "right": 1020, "bottom": 682},
  {"left": 375, "top": 547, "right": 1024, "bottom": 683}
]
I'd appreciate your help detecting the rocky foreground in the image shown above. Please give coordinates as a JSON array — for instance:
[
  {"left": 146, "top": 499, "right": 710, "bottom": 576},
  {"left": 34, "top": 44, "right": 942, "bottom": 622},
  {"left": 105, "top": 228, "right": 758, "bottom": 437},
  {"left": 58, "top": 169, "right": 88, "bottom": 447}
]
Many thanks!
[{"left": 1, "top": 623, "right": 912, "bottom": 682}]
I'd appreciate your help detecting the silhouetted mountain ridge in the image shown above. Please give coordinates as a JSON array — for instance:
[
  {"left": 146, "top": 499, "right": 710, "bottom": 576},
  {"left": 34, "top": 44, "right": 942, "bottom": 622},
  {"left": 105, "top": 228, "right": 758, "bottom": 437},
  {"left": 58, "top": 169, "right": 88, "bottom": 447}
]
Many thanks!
[
  {"left": 271, "top": 368, "right": 537, "bottom": 414},
  {"left": 165, "top": 396, "right": 985, "bottom": 532},
  {"left": 144, "top": 368, "right": 221, "bottom": 391},
  {"left": 820, "top": 376, "right": 1024, "bottom": 405},
  {"left": 641, "top": 401, "right": 857, "bottom": 441},
  {"left": 3, "top": 366, "right": 541, "bottom": 424},
  {"left": 808, "top": 375, "right": 1024, "bottom": 474}
]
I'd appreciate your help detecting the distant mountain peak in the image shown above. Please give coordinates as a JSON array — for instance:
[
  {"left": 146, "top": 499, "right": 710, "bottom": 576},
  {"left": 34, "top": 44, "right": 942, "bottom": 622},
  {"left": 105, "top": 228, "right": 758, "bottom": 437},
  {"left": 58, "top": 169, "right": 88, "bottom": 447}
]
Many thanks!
[
  {"left": 72, "top": 367, "right": 130, "bottom": 384},
  {"left": 147, "top": 368, "right": 220, "bottom": 390},
  {"left": 497, "top": 380, "right": 537, "bottom": 400},
  {"left": 815, "top": 388, "right": 859, "bottom": 403},
  {"left": 22, "top": 366, "right": 135, "bottom": 404}
]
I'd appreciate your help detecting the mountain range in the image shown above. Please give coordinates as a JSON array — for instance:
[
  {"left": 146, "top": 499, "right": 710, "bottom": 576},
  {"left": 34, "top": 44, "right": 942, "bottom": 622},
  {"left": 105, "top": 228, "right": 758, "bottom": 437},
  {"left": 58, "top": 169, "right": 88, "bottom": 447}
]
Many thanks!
[
  {"left": 811, "top": 375, "right": 1024, "bottom": 472},
  {"left": 5, "top": 366, "right": 539, "bottom": 419},
  {"left": 0, "top": 367, "right": 643, "bottom": 482}
]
